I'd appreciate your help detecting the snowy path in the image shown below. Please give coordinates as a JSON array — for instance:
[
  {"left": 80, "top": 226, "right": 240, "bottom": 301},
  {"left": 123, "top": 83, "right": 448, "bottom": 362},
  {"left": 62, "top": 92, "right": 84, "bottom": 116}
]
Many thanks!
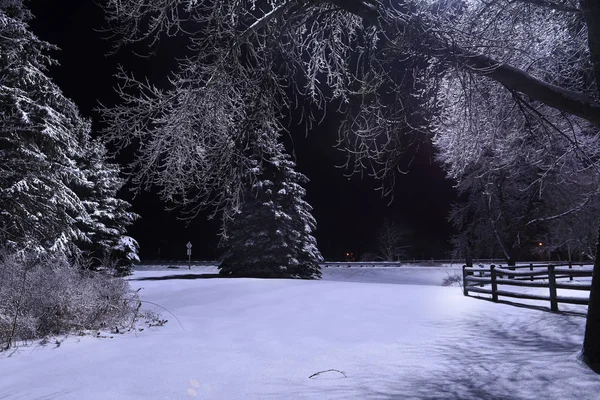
[{"left": 1, "top": 266, "right": 599, "bottom": 399}]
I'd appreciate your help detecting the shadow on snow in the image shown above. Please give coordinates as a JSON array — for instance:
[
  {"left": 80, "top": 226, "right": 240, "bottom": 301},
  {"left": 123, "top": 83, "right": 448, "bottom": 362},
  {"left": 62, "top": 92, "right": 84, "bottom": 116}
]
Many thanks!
[{"left": 132, "top": 273, "right": 225, "bottom": 281}]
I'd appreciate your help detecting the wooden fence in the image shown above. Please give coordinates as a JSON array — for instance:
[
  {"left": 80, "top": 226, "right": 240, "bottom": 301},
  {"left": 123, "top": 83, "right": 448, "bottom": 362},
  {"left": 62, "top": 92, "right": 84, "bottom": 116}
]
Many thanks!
[
  {"left": 320, "top": 259, "right": 503, "bottom": 268},
  {"left": 462, "top": 263, "right": 594, "bottom": 311},
  {"left": 320, "top": 261, "right": 412, "bottom": 268}
]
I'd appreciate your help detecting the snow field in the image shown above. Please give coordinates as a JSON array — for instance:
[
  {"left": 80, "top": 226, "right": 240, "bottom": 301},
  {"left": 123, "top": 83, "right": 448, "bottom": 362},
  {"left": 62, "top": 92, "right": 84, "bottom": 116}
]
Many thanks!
[{"left": 0, "top": 266, "right": 599, "bottom": 399}]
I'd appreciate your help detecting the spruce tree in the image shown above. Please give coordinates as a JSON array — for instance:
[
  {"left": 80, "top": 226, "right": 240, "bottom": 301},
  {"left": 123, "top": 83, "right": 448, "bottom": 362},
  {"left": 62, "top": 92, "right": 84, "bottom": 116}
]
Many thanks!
[
  {"left": 219, "top": 134, "right": 322, "bottom": 279},
  {"left": 0, "top": 2, "right": 138, "bottom": 266},
  {"left": 0, "top": 2, "right": 88, "bottom": 254},
  {"left": 74, "top": 138, "right": 139, "bottom": 273}
]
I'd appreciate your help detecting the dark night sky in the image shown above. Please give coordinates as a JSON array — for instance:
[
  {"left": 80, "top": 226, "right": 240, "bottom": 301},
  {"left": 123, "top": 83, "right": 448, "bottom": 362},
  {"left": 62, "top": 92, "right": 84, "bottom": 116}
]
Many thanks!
[{"left": 28, "top": 1, "right": 456, "bottom": 261}]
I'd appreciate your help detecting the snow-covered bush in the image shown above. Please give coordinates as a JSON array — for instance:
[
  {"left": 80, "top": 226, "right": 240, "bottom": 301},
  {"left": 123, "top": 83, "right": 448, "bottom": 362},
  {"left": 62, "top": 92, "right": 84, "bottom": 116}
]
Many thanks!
[{"left": 0, "top": 250, "right": 144, "bottom": 350}]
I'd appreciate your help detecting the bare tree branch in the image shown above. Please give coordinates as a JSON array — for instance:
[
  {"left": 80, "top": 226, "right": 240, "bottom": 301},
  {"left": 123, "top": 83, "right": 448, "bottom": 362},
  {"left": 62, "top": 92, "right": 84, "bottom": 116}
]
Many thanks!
[{"left": 330, "top": 0, "right": 600, "bottom": 127}]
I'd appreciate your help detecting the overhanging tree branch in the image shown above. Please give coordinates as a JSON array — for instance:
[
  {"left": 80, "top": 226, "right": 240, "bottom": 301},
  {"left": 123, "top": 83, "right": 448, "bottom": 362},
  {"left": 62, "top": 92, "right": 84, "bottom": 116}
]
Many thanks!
[
  {"left": 324, "top": 0, "right": 600, "bottom": 127},
  {"left": 456, "top": 53, "right": 600, "bottom": 127},
  {"left": 513, "top": 0, "right": 581, "bottom": 14}
]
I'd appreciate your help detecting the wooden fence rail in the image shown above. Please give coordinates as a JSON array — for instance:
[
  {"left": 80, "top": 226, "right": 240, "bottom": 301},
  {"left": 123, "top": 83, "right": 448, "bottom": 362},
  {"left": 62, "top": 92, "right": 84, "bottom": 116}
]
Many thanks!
[{"left": 462, "top": 263, "right": 593, "bottom": 311}]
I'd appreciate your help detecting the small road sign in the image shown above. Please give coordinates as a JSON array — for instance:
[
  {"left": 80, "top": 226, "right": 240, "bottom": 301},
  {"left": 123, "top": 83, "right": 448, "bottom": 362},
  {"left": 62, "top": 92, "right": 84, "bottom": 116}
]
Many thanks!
[{"left": 186, "top": 242, "right": 192, "bottom": 269}]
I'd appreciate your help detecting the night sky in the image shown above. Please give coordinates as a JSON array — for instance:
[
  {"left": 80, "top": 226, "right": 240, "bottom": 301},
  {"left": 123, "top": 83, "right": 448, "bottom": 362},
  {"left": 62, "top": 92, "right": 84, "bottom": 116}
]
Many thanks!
[{"left": 28, "top": 1, "right": 456, "bottom": 261}]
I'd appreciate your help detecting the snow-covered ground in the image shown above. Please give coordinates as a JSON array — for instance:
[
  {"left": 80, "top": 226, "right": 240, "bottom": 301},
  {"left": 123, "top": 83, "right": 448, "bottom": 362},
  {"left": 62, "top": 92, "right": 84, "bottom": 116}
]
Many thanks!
[{"left": 1, "top": 265, "right": 599, "bottom": 399}]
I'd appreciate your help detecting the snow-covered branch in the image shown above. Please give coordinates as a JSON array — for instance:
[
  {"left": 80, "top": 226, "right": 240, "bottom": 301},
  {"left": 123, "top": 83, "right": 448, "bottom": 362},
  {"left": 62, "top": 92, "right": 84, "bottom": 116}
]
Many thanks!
[{"left": 101, "top": 0, "right": 600, "bottom": 220}]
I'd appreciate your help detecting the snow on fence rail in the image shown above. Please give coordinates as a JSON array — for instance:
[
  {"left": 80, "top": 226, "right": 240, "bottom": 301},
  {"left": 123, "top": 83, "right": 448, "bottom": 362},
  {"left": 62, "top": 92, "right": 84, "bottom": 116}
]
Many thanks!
[{"left": 462, "top": 263, "right": 593, "bottom": 311}]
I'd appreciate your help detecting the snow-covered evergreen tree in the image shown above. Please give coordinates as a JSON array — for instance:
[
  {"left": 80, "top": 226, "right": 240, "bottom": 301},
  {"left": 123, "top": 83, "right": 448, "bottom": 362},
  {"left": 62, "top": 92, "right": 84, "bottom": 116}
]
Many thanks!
[
  {"left": 219, "top": 133, "right": 322, "bottom": 279},
  {"left": 0, "top": 2, "right": 138, "bottom": 266},
  {"left": 74, "top": 138, "right": 139, "bottom": 273},
  {"left": 0, "top": 2, "right": 88, "bottom": 254}
]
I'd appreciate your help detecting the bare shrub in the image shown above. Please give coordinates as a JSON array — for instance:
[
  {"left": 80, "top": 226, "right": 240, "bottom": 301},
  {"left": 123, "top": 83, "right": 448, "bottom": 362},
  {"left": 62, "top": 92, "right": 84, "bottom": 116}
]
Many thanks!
[
  {"left": 442, "top": 272, "right": 463, "bottom": 289},
  {"left": 0, "top": 249, "right": 147, "bottom": 350}
]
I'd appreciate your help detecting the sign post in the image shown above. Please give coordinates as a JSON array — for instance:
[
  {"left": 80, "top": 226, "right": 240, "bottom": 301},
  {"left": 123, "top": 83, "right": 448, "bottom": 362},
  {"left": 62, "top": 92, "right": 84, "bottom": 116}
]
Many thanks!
[{"left": 186, "top": 242, "right": 192, "bottom": 270}]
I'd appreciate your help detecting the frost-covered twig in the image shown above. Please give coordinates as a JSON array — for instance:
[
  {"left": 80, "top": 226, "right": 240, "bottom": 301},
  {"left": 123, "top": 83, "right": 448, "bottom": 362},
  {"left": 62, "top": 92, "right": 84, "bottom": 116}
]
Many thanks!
[{"left": 308, "top": 369, "right": 347, "bottom": 379}]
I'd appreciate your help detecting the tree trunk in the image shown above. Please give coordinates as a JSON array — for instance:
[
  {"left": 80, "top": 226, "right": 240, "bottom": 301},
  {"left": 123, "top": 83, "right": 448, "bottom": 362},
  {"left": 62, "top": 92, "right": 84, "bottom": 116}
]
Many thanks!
[
  {"left": 465, "top": 231, "right": 473, "bottom": 267},
  {"left": 581, "top": 0, "right": 600, "bottom": 92},
  {"left": 579, "top": 0, "right": 600, "bottom": 373},
  {"left": 582, "top": 224, "right": 600, "bottom": 373},
  {"left": 465, "top": 253, "right": 473, "bottom": 268}
]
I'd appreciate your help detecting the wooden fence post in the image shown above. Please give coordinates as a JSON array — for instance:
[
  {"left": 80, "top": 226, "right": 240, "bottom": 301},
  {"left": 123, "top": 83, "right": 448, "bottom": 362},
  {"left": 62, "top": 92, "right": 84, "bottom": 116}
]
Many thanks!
[
  {"left": 462, "top": 265, "right": 468, "bottom": 296},
  {"left": 490, "top": 265, "right": 498, "bottom": 302},
  {"left": 548, "top": 264, "right": 558, "bottom": 312},
  {"left": 530, "top": 263, "right": 534, "bottom": 281},
  {"left": 568, "top": 261, "right": 573, "bottom": 281},
  {"left": 479, "top": 267, "right": 484, "bottom": 287}
]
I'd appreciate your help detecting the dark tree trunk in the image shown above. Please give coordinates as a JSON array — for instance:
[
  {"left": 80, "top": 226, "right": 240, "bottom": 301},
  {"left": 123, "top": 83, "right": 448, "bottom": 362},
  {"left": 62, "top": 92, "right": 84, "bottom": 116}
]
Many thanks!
[
  {"left": 582, "top": 224, "right": 600, "bottom": 372},
  {"left": 581, "top": 0, "right": 600, "bottom": 93},
  {"left": 465, "top": 255, "right": 473, "bottom": 268},
  {"left": 465, "top": 231, "right": 473, "bottom": 267},
  {"left": 464, "top": 252, "right": 473, "bottom": 268},
  {"left": 580, "top": 0, "right": 600, "bottom": 373}
]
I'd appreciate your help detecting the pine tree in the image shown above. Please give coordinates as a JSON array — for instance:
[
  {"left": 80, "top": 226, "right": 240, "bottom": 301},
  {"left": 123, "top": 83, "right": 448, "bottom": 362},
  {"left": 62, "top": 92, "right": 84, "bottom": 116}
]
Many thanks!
[
  {"left": 74, "top": 138, "right": 139, "bottom": 273},
  {"left": 219, "top": 135, "right": 322, "bottom": 279},
  {"left": 0, "top": 2, "right": 138, "bottom": 267},
  {"left": 0, "top": 2, "right": 89, "bottom": 254}
]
